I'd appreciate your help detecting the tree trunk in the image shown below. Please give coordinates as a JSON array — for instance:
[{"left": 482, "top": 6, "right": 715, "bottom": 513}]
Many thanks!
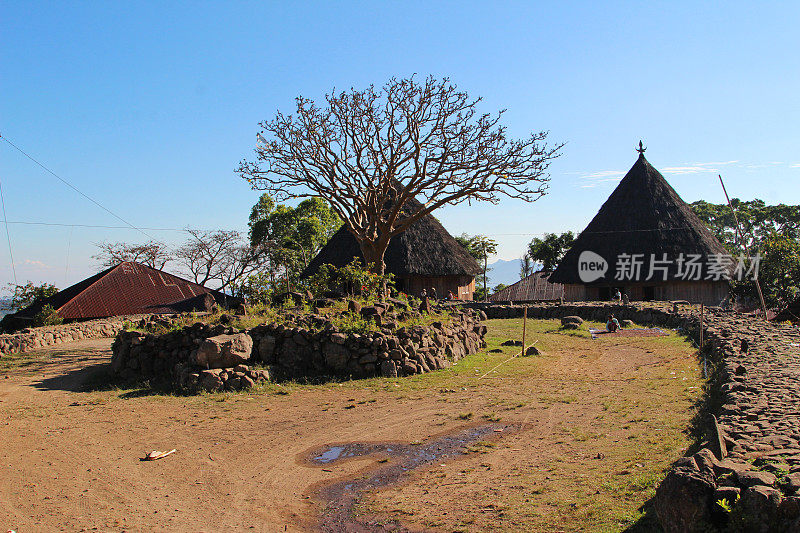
[
  {"left": 360, "top": 240, "right": 389, "bottom": 300},
  {"left": 360, "top": 241, "right": 387, "bottom": 276}
]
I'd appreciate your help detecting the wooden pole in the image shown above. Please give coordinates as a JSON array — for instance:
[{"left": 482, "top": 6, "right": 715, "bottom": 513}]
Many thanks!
[
  {"left": 700, "top": 303, "right": 707, "bottom": 377},
  {"left": 718, "top": 174, "right": 768, "bottom": 319},
  {"left": 521, "top": 306, "right": 527, "bottom": 356},
  {"left": 700, "top": 303, "right": 704, "bottom": 350}
]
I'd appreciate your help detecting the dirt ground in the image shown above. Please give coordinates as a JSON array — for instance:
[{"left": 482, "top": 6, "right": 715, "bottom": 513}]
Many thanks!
[{"left": 0, "top": 319, "right": 701, "bottom": 532}]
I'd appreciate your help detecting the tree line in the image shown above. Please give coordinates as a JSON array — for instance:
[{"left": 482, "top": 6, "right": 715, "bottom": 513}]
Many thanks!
[
  {"left": 459, "top": 198, "right": 800, "bottom": 311},
  {"left": 90, "top": 193, "right": 342, "bottom": 301}
]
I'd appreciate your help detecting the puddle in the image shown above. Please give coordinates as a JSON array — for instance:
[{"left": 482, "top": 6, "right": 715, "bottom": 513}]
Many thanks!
[
  {"left": 308, "top": 423, "right": 518, "bottom": 532},
  {"left": 314, "top": 446, "right": 347, "bottom": 464}
]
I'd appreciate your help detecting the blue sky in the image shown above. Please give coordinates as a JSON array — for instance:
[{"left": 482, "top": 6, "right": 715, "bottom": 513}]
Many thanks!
[{"left": 1, "top": 1, "right": 799, "bottom": 293}]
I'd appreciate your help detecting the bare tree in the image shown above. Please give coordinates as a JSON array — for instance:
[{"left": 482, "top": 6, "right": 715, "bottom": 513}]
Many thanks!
[
  {"left": 93, "top": 241, "right": 173, "bottom": 270},
  {"left": 175, "top": 229, "right": 267, "bottom": 293},
  {"left": 238, "top": 75, "right": 562, "bottom": 275}
]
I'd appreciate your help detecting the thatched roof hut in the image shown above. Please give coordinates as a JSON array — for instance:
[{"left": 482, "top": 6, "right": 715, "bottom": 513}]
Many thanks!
[
  {"left": 302, "top": 198, "right": 481, "bottom": 299},
  {"left": 549, "top": 148, "right": 732, "bottom": 305},
  {"left": 488, "top": 271, "right": 564, "bottom": 302}
]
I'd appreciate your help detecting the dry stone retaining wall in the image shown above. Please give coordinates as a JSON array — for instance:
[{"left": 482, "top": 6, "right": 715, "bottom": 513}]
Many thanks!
[
  {"left": 0, "top": 317, "right": 132, "bottom": 357},
  {"left": 111, "top": 309, "right": 487, "bottom": 392}
]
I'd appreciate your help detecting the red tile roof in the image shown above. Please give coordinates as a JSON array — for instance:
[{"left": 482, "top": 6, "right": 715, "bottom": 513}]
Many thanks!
[{"left": 15, "top": 262, "right": 238, "bottom": 320}]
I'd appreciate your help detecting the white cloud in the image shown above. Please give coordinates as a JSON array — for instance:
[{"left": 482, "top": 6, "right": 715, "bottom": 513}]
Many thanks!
[
  {"left": 576, "top": 170, "right": 624, "bottom": 188},
  {"left": 23, "top": 259, "right": 53, "bottom": 269},
  {"left": 662, "top": 165, "right": 719, "bottom": 175},
  {"left": 662, "top": 161, "right": 739, "bottom": 175},
  {"left": 575, "top": 159, "right": 795, "bottom": 188},
  {"left": 688, "top": 160, "right": 739, "bottom": 166}
]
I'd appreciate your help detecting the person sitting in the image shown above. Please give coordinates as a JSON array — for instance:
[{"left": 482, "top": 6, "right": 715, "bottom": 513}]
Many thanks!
[
  {"left": 606, "top": 314, "right": 621, "bottom": 333},
  {"left": 614, "top": 289, "right": 622, "bottom": 301}
]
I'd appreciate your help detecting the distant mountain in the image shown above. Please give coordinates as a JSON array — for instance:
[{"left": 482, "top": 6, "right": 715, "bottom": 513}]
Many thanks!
[
  {"left": 0, "top": 298, "right": 13, "bottom": 319},
  {"left": 487, "top": 258, "right": 525, "bottom": 287}
]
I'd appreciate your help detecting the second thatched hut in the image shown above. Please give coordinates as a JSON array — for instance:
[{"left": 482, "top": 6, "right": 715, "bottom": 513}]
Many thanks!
[
  {"left": 549, "top": 148, "right": 732, "bottom": 305},
  {"left": 302, "top": 199, "right": 481, "bottom": 300}
]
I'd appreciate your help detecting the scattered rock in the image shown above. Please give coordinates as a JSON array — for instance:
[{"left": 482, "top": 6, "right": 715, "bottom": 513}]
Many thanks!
[
  {"left": 501, "top": 340, "right": 523, "bottom": 347},
  {"left": 561, "top": 316, "right": 583, "bottom": 327},
  {"left": 524, "top": 346, "right": 541, "bottom": 356}
]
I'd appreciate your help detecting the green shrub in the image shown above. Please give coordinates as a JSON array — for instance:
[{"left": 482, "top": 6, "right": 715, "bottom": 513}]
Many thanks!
[
  {"left": 302, "top": 258, "right": 395, "bottom": 301},
  {"left": 32, "top": 304, "right": 63, "bottom": 327}
]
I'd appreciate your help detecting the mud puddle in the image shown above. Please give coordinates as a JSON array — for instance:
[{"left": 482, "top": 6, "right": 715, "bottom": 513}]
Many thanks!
[{"left": 307, "top": 423, "right": 519, "bottom": 532}]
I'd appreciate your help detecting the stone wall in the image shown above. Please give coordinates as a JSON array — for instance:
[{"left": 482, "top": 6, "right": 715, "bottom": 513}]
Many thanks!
[
  {"left": 110, "top": 308, "right": 487, "bottom": 392},
  {"left": 0, "top": 317, "right": 132, "bottom": 357}
]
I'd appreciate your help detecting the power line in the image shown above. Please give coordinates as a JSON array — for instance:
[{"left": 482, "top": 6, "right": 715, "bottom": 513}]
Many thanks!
[
  {"left": 0, "top": 175, "right": 17, "bottom": 285},
  {"left": 0, "top": 219, "right": 197, "bottom": 231},
  {"left": 0, "top": 219, "right": 708, "bottom": 237},
  {"left": 0, "top": 133, "right": 160, "bottom": 243}
]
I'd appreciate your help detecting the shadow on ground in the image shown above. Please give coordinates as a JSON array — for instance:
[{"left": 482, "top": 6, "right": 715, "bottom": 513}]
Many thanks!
[
  {"left": 32, "top": 361, "right": 113, "bottom": 393},
  {"left": 624, "top": 336, "right": 721, "bottom": 533}
]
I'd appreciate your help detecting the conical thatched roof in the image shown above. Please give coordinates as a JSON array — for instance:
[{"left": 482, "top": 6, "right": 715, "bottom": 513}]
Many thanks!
[
  {"left": 302, "top": 198, "right": 480, "bottom": 278},
  {"left": 549, "top": 152, "right": 731, "bottom": 284}
]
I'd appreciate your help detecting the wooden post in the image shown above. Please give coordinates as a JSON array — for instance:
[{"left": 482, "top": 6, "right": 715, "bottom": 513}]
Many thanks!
[
  {"left": 699, "top": 303, "right": 704, "bottom": 350},
  {"left": 521, "top": 306, "right": 527, "bottom": 356},
  {"left": 700, "top": 303, "right": 707, "bottom": 378},
  {"left": 718, "top": 174, "right": 768, "bottom": 319}
]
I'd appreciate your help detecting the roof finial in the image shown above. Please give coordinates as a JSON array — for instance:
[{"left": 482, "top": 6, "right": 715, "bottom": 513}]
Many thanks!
[{"left": 636, "top": 140, "right": 646, "bottom": 156}]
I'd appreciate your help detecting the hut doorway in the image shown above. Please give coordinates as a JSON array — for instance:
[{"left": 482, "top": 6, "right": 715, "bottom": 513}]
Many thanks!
[
  {"left": 643, "top": 286, "right": 655, "bottom": 301},
  {"left": 598, "top": 287, "right": 610, "bottom": 301}
]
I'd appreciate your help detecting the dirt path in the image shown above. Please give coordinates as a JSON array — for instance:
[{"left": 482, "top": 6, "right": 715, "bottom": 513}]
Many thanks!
[{"left": 0, "top": 321, "right": 700, "bottom": 532}]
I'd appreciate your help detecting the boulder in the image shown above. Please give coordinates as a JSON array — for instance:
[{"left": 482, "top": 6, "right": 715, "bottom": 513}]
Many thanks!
[
  {"left": 360, "top": 305, "right": 384, "bottom": 317},
  {"left": 655, "top": 462, "right": 716, "bottom": 533},
  {"left": 386, "top": 297, "right": 408, "bottom": 310},
  {"left": 347, "top": 300, "right": 362, "bottom": 314},
  {"left": 199, "top": 369, "right": 223, "bottom": 391},
  {"left": 737, "top": 470, "right": 777, "bottom": 488},
  {"left": 741, "top": 485, "right": 783, "bottom": 525},
  {"left": 561, "top": 316, "right": 583, "bottom": 326},
  {"left": 258, "top": 335, "right": 276, "bottom": 361},
  {"left": 380, "top": 360, "right": 398, "bottom": 378},
  {"left": 323, "top": 342, "right": 349, "bottom": 370},
  {"left": 525, "top": 346, "right": 541, "bottom": 356},
  {"left": 192, "top": 333, "right": 253, "bottom": 369}
]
